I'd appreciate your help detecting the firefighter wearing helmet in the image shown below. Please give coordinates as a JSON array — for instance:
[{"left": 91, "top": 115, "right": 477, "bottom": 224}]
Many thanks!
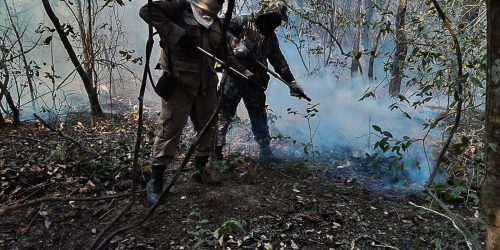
[
  {"left": 139, "top": 0, "right": 252, "bottom": 204},
  {"left": 216, "top": 0, "right": 304, "bottom": 161}
]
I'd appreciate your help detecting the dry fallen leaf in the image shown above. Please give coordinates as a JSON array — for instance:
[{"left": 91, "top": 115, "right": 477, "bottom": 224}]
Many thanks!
[
  {"left": 263, "top": 243, "right": 274, "bottom": 250},
  {"left": 218, "top": 236, "right": 224, "bottom": 246},
  {"left": 300, "top": 214, "right": 318, "bottom": 222},
  {"left": 226, "top": 239, "right": 238, "bottom": 245}
]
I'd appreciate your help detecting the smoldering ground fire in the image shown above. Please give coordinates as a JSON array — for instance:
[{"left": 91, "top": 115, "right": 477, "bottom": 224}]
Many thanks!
[
  {"left": 223, "top": 73, "right": 445, "bottom": 190},
  {"left": 2, "top": 0, "right": 447, "bottom": 192}
]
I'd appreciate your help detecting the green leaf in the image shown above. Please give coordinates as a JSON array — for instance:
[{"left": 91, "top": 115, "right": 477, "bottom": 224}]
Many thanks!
[
  {"left": 43, "top": 36, "right": 53, "bottom": 45},
  {"left": 359, "top": 91, "right": 376, "bottom": 101},
  {"left": 382, "top": 131, "right": 393, "bottom": 138},
  {"left": 372, "top": 125, "right": 382, "bottom": 133},
  {"left": 213, "top": 219, "right": 247, "bottom": 239},
  {"left": 452, "top": 164, "right": 466, "bottom": 173},
  {"left": 355, "top": 52, "right": 362, "bottom": 61}
]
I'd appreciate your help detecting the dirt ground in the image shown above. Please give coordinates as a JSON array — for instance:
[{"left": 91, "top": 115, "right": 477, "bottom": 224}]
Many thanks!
[{"left": 0, "top": 113, "right": 486, "bottom": 249}]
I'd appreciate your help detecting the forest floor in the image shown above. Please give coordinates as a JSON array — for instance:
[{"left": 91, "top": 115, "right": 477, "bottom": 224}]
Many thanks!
[{"left": 0, "top": 111, "right": 486, "bottom": 249}]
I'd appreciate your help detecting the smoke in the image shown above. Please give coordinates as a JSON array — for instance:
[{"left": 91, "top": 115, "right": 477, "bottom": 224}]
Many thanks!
[
  {"left": 224, "top": 34, "right": 445, "bottom": 190},
  {"left": 1, "top": 1, "right": 446, "bottom": 189},
  {"left": 0, "top": 1, "right": 152, "bottom": 120}
]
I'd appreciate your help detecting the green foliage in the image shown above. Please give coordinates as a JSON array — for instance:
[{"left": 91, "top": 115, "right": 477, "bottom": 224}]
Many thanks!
[
  {"left": 214, "top": 153, "right": 250, "bottom": 173},
  {"left": 431, "top": 238, "right": 442, "bottom": 250},
  {"left": 213, "top": 219, "right": 247, "bottom": 239},
  {"left": 431, "top": 174, "right": 479, "bottom": 204},
  {"left": 183, "top": 205, "right": 212, "bottom": 239},
  {"left": 433, "top": 183, "right": 467, "bottom": 202},
  {"left": 118, "top": 50, "right": 143, "bottom": 65},
  {"left": 287, "top": 103, "right": 320, "bottom": 159},
  {"left": 55, "top": 142, "right": 70, "bottom": 162},
  {"left": 451, "top": 136, "right": 470, "bottom": 154},
  {"left": 370, "top": 124, "right": 416, "bottom": 171},
  {"left": 43, "top": 35, "right": 53, "bottom": 45}
]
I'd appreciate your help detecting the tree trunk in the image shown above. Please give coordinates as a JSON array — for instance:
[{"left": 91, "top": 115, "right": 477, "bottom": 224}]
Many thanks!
[
  {"left": 0, "top": 94, "right": 5, "bottom": 127},
  {"left": 362, "top": 0, "right": 372, "bottom": 72},
  {"left": 41, "top": 0, "right": 104, "bottom": 118},
  {"left": 0, "top": 67, "right": 20, "bottom": 125},
  {"left": 389, "top": 0, "right": 408, "bottom": 96},
  {"left": 483, "top": 1, "right": 500, "bottom": 249},
  {"left": 351, "top": 0, "right": 363, "bottom": 78},
  {"left": 368, "top": 30, "right": 383, "bottom": 81},
  {"left": 0, "top": 110, "right": 5, "bottom": 127}
]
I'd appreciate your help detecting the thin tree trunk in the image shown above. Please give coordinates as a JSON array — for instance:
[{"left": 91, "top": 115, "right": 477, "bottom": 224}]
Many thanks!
[
  {"left": 368, "top": 29, "right": 382, "bottom": 81},
  {"left": 389, "top": 0, "right": 408, "bottom": 96},
  {"left": 3, "top": 0, "right": 36, "bottom": 109},
  {"left": 0, "top": 110, "right": 5, "bottom": 127},
  {"left": 0, "top": 91, "right": 5, "bottom": 127},
  {"left": 483, "top": 1, "right": 500, "bottom": 249},
  {"left": 351, "top": 0, "right": 363, "bottom": 78},
  {"left": 0, "top": 67, "right": 20, "bottom": 125},
  {"left": 362, "top": 0, "right": 372, "bottom": 71},
  {"left": 41, "top": 0, "right": 104, "bottom": 118}
]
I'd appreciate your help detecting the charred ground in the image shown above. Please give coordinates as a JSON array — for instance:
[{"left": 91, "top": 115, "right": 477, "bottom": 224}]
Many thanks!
[{"left": 0, "top": 113, "right": 486, "bottom": 249}]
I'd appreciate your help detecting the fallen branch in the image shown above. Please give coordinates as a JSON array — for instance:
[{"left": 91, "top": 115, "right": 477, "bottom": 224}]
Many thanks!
[
  {"left": 0, "top": 193, "right": 133, "bottom": 216},
  {"left": 12, "top": 183, "right": 50, "bottom": 204},
  {"left": 409, "top": 201, "right": 471, "bottom": 249},
  {"left": 421, "top": 187, "right": 481, "bottom": 250},
  {"left": 88, "top": 201, "right": 134, "bottom": 249},
  {"left": 23, "top": 203, "right": 45, "bottom": 234},
  {"left": 33, "top": 113, "right": 98, "bottom": 156},
  {"left": 350, "top": 235, "right": 398, "bottom": 250},
  {"left": 268, "top": 166, "right": 293, "bottom": 179}
]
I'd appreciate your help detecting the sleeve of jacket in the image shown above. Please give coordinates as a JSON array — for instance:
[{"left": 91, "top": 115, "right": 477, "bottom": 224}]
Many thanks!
[
  {"left": 228, "top": 16, "right": 247, "bottom": 38},
  {"left": 226, "top": 53, "right": 249, "bottom": 75},
  {"left": 215, "top": 43, "right": 249, "bottom": 75},
  {"left": 214, "top": 18, "right": 250, "bottom": 76},
  {"left": 267, "top": 33, "right": 296, "bottom": 83},
  {"left": 139, "top": 0, "right": 185, "bottom": 47}
]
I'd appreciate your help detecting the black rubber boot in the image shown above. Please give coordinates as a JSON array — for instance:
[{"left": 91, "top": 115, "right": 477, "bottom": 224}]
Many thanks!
[
  {"left": 191, "top": 156, "right": 222, "bottom": 186},
  {"left": 214, "top": 146, "right": 224, "bottom": 161},
  {"left": 146, "top": 165, "right": 166, "bottom": 204},
  {"left": 259, "top": 143, "right": 282, "bottom": 163},
  {"left": 259, "top": 143, "right": 272, "bottom": 159}
]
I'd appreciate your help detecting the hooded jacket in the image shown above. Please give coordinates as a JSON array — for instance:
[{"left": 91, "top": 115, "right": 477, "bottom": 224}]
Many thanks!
[{"left": 227, "top": 4, "right": 295, "bottom": 89}]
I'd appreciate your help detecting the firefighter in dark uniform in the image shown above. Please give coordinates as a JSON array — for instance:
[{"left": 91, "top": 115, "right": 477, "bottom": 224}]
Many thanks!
[
  {"left": 216, "top": 0, "right": 304, "bottom": 160},
  {"left": 139, "top": 0, "right": 252, "bottom": 204}
]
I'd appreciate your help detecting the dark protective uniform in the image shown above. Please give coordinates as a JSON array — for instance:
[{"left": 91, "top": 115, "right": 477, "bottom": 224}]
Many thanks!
[
  {"left": 139, "top": 0, "right": 249, "bottom": 203},
  {"left": 217, "top": 14, "right": 296, "bottom": 155},
  {"left": 139, "top": 0, "right": 247, "bottom": 166}
]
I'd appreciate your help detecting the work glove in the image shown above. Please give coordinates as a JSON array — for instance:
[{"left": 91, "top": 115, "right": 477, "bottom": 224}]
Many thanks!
[
  {"left": 233, "top": 41, "right": 249, "bottom": 58},
  {"left": 288, "top": 81, "right": 305, "bottom": 97}
]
